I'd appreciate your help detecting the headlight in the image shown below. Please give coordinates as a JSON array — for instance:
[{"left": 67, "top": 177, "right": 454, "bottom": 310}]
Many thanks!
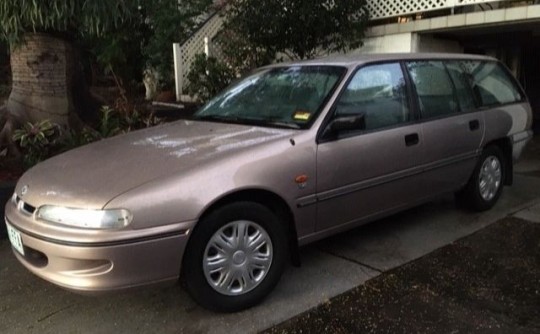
[{"left": 36, "top": 205, "right": 132, "bottom": 229}]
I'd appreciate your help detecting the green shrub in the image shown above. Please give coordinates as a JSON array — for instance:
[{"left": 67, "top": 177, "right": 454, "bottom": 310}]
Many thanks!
[{"left": 186, "top": 53, "right": 235, "bottom": 103}]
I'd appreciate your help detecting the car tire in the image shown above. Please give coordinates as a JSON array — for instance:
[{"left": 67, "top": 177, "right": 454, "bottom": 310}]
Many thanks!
[
  {"left": 456, "top": 145, "right": 505, "bottom": 211},
  {"left": 183, "top": 201, "right": 288, "bottom": 312}
]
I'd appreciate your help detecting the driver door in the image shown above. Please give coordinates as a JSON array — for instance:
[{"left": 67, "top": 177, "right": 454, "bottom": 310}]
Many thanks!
[{"left": 315, "top": 62, "right": 426, "bottom": 232}]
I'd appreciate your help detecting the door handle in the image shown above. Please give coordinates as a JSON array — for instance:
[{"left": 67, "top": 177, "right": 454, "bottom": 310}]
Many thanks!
[
  {"left": 469, "top": 119, "right": 480, "bottom": 131},
  {"left": 405, "top": 133, "right": 419, "bottom": 147}
]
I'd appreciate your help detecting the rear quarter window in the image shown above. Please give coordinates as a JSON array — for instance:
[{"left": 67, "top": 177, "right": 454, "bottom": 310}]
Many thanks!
[{"left": 458, "top": 61, "right": 523, "bottom": 107}]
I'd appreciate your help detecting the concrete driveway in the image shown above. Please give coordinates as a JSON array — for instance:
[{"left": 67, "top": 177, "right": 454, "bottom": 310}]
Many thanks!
[{"left": 2, "top": 162, "right": 540, "bottom": 333}]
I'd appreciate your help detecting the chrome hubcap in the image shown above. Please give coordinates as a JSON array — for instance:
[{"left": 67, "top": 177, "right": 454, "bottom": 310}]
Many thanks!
[
  {"left": 479, "top": 155, "right": 502, "bottom": 201},
  {"left": 203, "top": 220, "right": 273, "bottom": 296}
]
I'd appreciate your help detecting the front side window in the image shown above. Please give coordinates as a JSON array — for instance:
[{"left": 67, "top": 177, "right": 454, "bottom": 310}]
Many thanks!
[
  {"left": 458, "top": 61, "right": 523, "bottom": 107},
  {"left": 194, "top": 66, "right": 345, "bottom": 129},
  {"left": 335, "top": 63, "right": 410, "bottom": 131},
  {"left": 407, "top": 61, "right": 459, "bottom": 119}
]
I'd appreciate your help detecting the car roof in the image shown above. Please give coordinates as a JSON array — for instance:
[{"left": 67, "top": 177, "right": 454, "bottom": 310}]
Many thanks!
[{"left": 265, "top": 52, "right": 496, "bottom": 68}]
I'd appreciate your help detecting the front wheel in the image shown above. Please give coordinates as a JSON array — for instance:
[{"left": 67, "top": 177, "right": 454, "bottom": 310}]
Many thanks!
[
  {"left": 456, "top": 146, "right": 505, "bottom": 211},
  {"left": 183, "top": 202, "right": 288, "bottom": 312}
]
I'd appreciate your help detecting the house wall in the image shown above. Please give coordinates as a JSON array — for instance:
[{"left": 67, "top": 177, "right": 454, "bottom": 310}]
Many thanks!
[
  {"left": 357, "top": 33, "right": 463, "bottom": 54},
  {"left": 414, "top": 35, "right": 464, "bottom": 53},
  {"left": 358, "top": 33, "right": 416, "bottom": 53}
]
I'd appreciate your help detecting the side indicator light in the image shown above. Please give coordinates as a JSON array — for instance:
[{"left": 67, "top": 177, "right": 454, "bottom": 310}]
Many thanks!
[{"left": 295, "top": 174, "right": 308, "bottom": 189}]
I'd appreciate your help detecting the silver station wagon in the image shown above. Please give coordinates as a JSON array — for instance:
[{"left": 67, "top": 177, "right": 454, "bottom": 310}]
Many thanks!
[{"left": 5, "top": 53, "right": 533, "bottom": 312}]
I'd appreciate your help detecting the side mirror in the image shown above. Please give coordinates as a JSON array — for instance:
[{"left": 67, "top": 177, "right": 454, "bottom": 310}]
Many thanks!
[{"left": 329, "top": 113, "right": 366, "bottom": 133}]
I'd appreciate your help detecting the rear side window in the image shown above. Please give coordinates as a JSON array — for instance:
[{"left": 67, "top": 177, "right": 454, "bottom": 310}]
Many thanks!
[
  {"left": 458, "top": 61, "right": 523, "bottom": 107},
  {"left": 445, "top": 61, "right": 477, "bottom": 112},
  {"left": 335, "top": 63, "right": 410, "bottom": 131},
  {"left": 406, "top": 61, "right": 459, "bottom": 119}
]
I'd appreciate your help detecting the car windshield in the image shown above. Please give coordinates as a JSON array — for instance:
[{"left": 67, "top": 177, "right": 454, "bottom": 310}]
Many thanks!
[{"left": 193, "top": 65, "right": 346, "bottom": 129}]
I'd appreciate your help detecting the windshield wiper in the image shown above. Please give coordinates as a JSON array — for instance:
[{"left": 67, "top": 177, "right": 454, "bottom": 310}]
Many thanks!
[
  {"left": 231, "top": 117, "right": 301, "bottom": 129},
  {"left": 193, "top": 115, "right": 236, "bottom": 121},
  {"left": 194, "top": 115, "right": 239, "bottom": 122},
  {"left": 266, "top": 121, "right": 300, "bottom": 129},
  {"left": 195, "top": 115, "right": 300, "bottom": 129}
]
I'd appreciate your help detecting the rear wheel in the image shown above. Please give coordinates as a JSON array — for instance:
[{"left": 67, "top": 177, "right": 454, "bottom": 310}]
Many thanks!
[
  {"left": 457, "top": 146, "right": 505, "bottom": 211},
  {"left": 183, "top": 202, "right": 287, "bottom": 312}
]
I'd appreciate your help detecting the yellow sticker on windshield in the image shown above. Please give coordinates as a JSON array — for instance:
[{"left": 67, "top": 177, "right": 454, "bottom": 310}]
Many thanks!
[{"left": 293, "top": 110, "right": 311, "bottom": 121}]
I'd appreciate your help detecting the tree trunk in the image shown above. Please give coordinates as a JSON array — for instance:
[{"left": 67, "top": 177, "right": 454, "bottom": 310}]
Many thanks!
[
  {"left": 6, "top": 33, "right": 76, "bottom": 125},
  {"left": 1, "top": 32, "right": 103, "bottom": 159}
]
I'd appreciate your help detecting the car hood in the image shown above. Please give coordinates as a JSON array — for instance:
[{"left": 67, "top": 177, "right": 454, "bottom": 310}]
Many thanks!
[{"left": 16, "top": 120, "right": 295, "bottom": 209}]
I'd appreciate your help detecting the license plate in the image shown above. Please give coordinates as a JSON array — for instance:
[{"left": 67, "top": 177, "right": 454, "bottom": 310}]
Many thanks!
[{"left": 6, "top": 222, "right": 25, "bottom": 256}]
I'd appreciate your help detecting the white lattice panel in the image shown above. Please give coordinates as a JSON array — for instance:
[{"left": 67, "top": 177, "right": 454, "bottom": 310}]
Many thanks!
[
  {"left": 180, "top": 12, "right": 224, "bottom": 84},
  {"left": 368, "top": 0, "right": 448, "bottom": 19},
  {"left": 456, "top": 0, "right": 504, "bottom": 4},
  {"left": 367, "top": 0, "right": 508, "bottom": 19}
]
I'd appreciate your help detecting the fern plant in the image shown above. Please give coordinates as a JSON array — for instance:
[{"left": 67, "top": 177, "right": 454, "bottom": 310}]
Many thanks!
[{"left": 12, "top": 120, "right": 59, "bottom": 168}]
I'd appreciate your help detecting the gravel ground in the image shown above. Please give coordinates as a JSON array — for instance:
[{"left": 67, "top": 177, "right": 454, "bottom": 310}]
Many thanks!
[{"left": 265, "top": 217, "right": 540, "bottom": 334}]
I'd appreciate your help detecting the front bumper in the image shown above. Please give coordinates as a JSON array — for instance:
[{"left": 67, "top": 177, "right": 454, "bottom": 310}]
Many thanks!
[{"left": 4, "top": 202, "right": 194, "bottom": 293}]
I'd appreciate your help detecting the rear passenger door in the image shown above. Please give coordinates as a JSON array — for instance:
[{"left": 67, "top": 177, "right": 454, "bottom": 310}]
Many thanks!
[{"left": 406, "top": 60, "right": 484, "bottom": 192}]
